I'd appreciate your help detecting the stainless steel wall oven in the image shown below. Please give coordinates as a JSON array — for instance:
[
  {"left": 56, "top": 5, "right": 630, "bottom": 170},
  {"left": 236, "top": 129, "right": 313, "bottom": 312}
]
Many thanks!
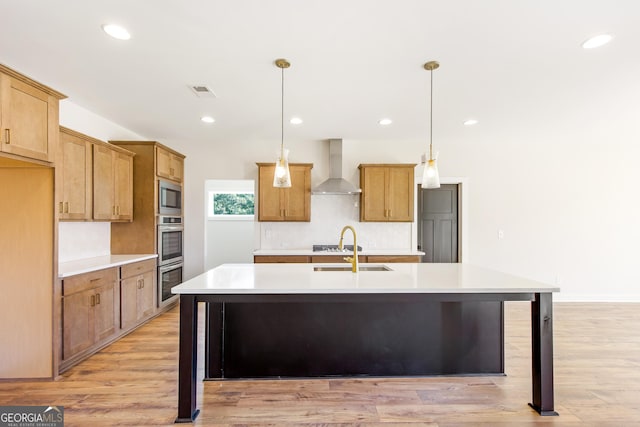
[
  {"left": 158, "top": 217, "right": 183, "bottom": 266},
  {"left": 157, "top": 215, "right": 183, "bottom": 307},
  {"left": 158, "top": 262, "right": 182, "bottom": 307}
]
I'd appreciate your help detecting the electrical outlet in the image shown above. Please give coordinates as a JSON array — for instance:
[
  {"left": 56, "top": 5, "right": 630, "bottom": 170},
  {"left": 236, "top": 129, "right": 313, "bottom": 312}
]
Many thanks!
[{"left": 498, "top": 229, "right": 504, "bottom": 240}]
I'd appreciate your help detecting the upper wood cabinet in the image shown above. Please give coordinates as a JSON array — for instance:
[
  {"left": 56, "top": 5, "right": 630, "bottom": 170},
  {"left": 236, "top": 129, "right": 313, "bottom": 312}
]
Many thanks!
[
  {"left": 108, "top": 141, "right": 186, "bottom": 255},
  {"left": 93, "top": 142, "right": 134, "bottom": 222},
  {"left": 359, "top": 164, "right": 416, "bottom": 222},
  {"left": 257, "top": 163, "right": 313, "bottom": 222},
  {"left": 58, "top": 127, "right": 93, "bottom": 220},
  {"left": 0, "top": 65, "right": 65, "bottom": 164},
  {"left": 156, "top": 146, "right": 184, "bottom": 183}
]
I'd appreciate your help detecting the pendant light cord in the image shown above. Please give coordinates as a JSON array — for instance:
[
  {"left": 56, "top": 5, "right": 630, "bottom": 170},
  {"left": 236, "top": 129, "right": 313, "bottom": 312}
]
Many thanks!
[
  {"left": 280, "top": 65, "right": 285, "bottom": 159},
  {"left": 429, "top": 67, "right": 434, "bottom": 161}
]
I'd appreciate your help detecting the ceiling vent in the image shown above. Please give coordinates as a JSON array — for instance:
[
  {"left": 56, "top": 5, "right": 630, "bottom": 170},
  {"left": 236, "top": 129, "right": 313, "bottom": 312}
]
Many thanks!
[{"left": 189, "top": 85, "right": 216, "bottom": 98}]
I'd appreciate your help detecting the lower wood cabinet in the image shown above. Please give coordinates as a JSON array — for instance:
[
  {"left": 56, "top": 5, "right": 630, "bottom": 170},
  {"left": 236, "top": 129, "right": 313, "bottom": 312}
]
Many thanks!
[
  {"left": 60, "top": 259, "right": 159, "bottom": 372},
  {"left": 366, "top": 255, "right": 421, "bottom": 263},
  {"left": 310, "top": 255, "right": 367, "bottom": 263},
  {"left": 254, "top": 255, "right": 311, "bottom": 263},
  {"left": 120, "top": 259, "right": 156, "bottom": 330},
  {"left": 62, "top": 268, "right": 117, "bottom": 361},
  {"left": 254, "top": 255, "right": 420, "bottom": 263}
]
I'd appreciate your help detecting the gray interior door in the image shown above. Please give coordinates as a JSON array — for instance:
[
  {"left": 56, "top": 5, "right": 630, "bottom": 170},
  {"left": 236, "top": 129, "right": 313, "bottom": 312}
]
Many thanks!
[{"left": 418, "top": 184, "right": 458, "bottom": 263}]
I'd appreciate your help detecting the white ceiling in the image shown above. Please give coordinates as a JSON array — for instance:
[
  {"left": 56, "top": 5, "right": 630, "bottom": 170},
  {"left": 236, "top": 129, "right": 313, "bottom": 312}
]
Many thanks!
[{"left": 1, "top": 0, "right": 638, "bottom": 145}]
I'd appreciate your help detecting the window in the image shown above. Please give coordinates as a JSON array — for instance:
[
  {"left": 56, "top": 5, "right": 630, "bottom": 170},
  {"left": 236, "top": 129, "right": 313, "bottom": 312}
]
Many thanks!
[{"left": 208, "top": 191, "right": 254, "bottom": 220}]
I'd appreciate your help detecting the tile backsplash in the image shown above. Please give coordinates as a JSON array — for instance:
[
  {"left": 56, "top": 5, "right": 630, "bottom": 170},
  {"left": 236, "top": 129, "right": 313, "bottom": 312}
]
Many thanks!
[
  {"left": 258, "top": 195, "right": 413, "bottom": 250},
  {"left": 59, "top": 222, "right": 111, "bottom": 263}
]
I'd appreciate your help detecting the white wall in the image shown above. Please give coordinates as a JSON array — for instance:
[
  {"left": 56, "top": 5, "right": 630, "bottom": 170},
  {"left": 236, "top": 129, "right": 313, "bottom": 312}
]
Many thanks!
[
  {"left": 59, "top": 96, "right": 640, "bottom": 302},
  {"left": 164, "top": 115, "right": 640, "bottom": 302},
  {"left": 58, "top": 101, "right": 147, "bottom": 263},
  {"left": 204, "top": 180, "right": 255, "bottom": 269}
]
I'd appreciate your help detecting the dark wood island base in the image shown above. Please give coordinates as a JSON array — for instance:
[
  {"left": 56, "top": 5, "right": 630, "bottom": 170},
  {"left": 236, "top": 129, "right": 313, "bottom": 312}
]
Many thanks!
[{"left": 172, "top": 263, "right": 559, "bottom": 422}]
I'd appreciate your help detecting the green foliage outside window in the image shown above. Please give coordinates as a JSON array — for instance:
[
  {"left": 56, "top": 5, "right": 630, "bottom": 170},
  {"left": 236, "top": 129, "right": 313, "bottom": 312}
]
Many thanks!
[{"left": 213, "top": 193, "right": 254, "bottom": 216}]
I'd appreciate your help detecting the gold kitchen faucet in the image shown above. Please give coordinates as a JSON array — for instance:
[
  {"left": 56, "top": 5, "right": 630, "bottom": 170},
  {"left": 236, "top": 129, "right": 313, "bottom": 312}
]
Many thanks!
[{"left": 338, "top": 225, "right": 358, "bottom": 273}]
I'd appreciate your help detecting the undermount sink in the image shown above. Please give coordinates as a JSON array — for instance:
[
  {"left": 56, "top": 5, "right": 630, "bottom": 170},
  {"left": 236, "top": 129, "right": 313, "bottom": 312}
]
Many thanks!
[{"left": 313, "top": 265, "right": 393, "bottom": 272}]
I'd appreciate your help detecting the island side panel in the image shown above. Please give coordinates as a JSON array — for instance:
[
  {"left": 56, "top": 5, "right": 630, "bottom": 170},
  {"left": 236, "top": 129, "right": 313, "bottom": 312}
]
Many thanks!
[{"left": 209, "top": 300, "right": 503, "bottom": 379}]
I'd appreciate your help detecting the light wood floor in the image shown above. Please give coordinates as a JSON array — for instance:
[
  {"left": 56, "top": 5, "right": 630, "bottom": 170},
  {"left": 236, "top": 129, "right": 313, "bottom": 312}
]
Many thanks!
[{"left": 1, "top": 302, "right": 640, "bottom": 426}]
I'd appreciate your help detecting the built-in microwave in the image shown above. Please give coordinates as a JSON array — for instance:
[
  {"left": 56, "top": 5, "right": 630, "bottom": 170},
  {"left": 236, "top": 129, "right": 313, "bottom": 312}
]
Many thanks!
[{"left": 158, "top": 179, "right": 182, "bottom": 216}]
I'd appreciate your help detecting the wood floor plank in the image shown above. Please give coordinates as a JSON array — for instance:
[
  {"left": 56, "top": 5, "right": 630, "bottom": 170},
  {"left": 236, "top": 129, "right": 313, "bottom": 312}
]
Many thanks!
[{"left": 1, "top": 302, "right": 640, "bottom": 425}]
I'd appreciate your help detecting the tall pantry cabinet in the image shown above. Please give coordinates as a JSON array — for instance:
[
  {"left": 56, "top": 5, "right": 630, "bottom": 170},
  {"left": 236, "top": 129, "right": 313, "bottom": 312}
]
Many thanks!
[
  {"left": 0, "top": 64, "right": 66, "bottom": 379},
  {"left": 109, "top": 141, "right": 185, "bottom": 255}
]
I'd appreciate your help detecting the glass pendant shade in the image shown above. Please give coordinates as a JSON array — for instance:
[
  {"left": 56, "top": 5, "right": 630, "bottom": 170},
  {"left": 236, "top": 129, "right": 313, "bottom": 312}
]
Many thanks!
[
  {"left": 273, "top": 148, "right": 291, "bottom": 188},
  {"left": 422, "top": 158, "right": 440, "bottom": 189}
]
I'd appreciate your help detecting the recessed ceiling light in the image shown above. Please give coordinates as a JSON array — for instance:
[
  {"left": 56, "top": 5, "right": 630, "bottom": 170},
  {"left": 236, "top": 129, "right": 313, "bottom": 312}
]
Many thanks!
[
  {"left": 582, "top": 33, "right": 613, "bottom": 49},
  {"left": 201, "top": 116, "right": 215, "bottom": 124},
  {"left": 379, "top": 118, "right": 392, "bottom": 126},
  {"left": 463, "top": 119, "right": 478, "bottom": 126},
  {"left": 290, "top": 117, "right": 303, "bottom": 125},
  {"left": 102, "top": 24, "right": 131, "bottom": 40}
]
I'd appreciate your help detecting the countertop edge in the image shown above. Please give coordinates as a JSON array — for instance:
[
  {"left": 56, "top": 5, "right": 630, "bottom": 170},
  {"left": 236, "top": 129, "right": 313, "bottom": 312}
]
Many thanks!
[
  {"left": 254, "top": 249, "right": 425, "bottom": 256},
  {"left": 59, "top": 254, "right": 158, "bottom": 278}
]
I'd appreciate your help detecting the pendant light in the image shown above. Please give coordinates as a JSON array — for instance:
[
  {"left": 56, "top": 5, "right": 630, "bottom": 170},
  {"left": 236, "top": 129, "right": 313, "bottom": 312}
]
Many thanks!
[
  {"left": 422, "top": 60, "right": 440, "bottom": 189},
  {"left": 273, "top": 58, "right": 292, "bottom": 188}
]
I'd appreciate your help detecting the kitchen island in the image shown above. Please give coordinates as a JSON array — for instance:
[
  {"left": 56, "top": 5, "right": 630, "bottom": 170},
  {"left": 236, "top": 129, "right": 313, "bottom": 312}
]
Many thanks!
[{"left": 172, "top": 262, "right": 559, "bottom": 422}]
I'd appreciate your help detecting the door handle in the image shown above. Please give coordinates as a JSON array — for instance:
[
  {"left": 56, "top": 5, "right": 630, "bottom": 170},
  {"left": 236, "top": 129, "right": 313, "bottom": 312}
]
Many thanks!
[{"left": 4, "top": 129, "right": 9, "bottom": 144}]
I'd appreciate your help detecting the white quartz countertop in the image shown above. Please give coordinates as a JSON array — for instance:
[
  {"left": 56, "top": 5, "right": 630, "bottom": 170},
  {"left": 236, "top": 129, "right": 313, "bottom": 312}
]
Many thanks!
[
  {"left": 172, "top": 263, "right": 559, "bottom": 295},
  {"left": 59, "top": 254, "right": 157, "bottom": 278},
  {"left": 254, "top": 249, "right": 425, "bottom": 256}
]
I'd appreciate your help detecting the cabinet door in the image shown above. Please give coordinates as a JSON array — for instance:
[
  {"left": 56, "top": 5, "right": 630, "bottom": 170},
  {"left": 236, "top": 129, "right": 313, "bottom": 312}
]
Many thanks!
[
  {"left": 170, "top": 154, "right": 183, "bottom": 182},
  {"left": 114, "top": 151, "right": 133, "bottom": 221},
  {"left": 366, "top": 255, "right": 421, "bottom": 263},
  {"left": 59, "top": 132, "right": 91, "bottom": 220},
  {"left": 93, "top": 144, "right": 116, "bottom": 220},
  {"left": 121, "top": 271, "right": 155, "bottom": 330},
  {"left": 282, "top": 165, "right": 311, "bottom": 221},
  {"left": 360, "top": 166, "right": 388, "bottom": 221},
  {"left": 63, "top": 290, "right": 94, "bottom": 359},
  {"left": 93, "top": 282, "right": 116, "bottom": 342},
  {"left": 257, "top": 164, "right": 285, "bottom": 221},
  {"left": 0, "top": 74, "right": 56, "bottom": 162},
  {"left": 257, "top": 163, "right": 312, "bottom": 222},
  {"left": 387, "top": 166, "right": 414, "bottom": 221},
  {"left": 157, "top": 147, "right": 183, "bottom": 182},
  {"left": 120, "top": 276, "right": 139, "bottom": 330},
  {"left": 137, "top": 271, "right": 155, "bottom": 319}
]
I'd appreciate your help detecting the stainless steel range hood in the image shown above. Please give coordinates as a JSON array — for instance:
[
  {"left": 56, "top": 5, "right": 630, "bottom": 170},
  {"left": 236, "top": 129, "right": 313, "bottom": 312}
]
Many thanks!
[{"left": 312, "top": 139, "right": 361, "bottom": 195}]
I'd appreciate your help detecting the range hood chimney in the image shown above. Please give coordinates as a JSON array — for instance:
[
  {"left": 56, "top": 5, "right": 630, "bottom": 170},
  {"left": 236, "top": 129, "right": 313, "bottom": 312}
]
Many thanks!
[{"left": 312, "top": 139, "right": 361, "bottom": 195}]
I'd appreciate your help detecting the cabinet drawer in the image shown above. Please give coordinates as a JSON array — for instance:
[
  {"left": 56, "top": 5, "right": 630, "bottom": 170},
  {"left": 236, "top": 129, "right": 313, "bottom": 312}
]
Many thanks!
[
  {"left": 366, "top": 255, "right": 421, "bottom": 263},
  {"left": 254, "top": 255, "right": 311, "bottom": 263},
  {"left": 310, "top": 255, "right": 366, "bottom": 263},
  {"left": 121, "top": 259, "right": 156, "bottom": 279},
  {"left": 63, "top": 267, "right": 117, "bottom": 296}
]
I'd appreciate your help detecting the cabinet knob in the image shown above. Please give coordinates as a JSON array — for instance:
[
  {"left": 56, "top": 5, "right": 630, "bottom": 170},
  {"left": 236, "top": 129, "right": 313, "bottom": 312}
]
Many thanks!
[
  {"left": 96, "top": 293, "right": 101, "bottom": 305},
  {"left": 90, "top": 295, "right": 96, "bottom": 307},
  {"left": 4, "top": 129, "right": 10, "bottom": 144}
]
